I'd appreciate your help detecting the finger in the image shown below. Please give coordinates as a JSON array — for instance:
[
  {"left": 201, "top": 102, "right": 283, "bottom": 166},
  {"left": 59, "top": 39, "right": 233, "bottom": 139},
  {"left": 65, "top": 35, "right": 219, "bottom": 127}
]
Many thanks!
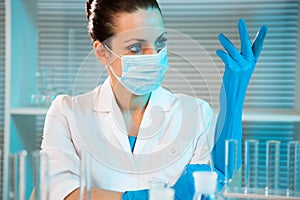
[
  {"left": 218, "top": 33, "right": 243, "bottom": 62},
  {"left": 216, "top": 50, "right": 242, "bottom": 71},
  {"left": 216, "top": 50, "right": 230, "bottom": 66},
  {"left": 238, "top": 18, "right": 252, "bottom": 58},
  {"left": 252, "top": 25, "right": 268, "bottom": 60}
]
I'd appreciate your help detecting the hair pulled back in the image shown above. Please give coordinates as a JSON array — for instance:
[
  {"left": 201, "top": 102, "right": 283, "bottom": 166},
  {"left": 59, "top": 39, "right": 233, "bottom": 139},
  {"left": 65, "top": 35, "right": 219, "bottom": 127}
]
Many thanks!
[{"left": 85, "top": 0, "right": 162, "bottom": 43}]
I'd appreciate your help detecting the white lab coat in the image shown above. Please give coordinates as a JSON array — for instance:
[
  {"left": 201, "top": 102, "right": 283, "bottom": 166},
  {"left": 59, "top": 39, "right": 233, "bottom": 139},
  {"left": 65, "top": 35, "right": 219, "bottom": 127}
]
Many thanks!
[{"left": 41, "top": 78, "right": 215, "bottom": 200}]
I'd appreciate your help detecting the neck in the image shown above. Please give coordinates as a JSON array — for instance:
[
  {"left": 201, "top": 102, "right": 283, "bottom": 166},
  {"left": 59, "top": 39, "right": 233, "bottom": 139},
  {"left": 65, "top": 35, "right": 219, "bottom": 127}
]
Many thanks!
[
  {"left": 110, "top": 78, "right": 151, "bottom": 135},
  {"left": 118, "top": 92, "right": 150, "bottom": 113},
  {"left": 109, "top": 76, "right": 151, "bottom": 111},
  {"left": 118, "top": 95, "right": 150, "bottom": 136}
]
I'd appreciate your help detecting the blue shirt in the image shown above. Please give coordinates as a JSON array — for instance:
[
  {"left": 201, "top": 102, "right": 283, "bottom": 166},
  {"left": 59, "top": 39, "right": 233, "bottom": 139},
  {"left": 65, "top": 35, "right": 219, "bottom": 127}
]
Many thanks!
[{"left": 128, "top": 136, "right": 137, "bottom": 152}]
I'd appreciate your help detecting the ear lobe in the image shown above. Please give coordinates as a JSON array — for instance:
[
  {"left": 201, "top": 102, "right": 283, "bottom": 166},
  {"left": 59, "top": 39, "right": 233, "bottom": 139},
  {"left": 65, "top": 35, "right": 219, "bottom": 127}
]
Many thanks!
[{"left": 94, "top": 41, "right": 110, "bottom": 66}]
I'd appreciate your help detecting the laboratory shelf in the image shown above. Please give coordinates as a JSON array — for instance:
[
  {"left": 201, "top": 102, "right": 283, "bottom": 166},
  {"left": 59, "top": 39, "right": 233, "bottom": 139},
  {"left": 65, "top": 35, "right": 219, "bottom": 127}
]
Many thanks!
[
  {"left": 211, "top": 108, "right": 300, "bottom": 122},
  {"left": 243, "top": 109, "right": 300, "bottom": 122},
  {"left": 9, "top": 107, "right": 49, "bottom": 115}
]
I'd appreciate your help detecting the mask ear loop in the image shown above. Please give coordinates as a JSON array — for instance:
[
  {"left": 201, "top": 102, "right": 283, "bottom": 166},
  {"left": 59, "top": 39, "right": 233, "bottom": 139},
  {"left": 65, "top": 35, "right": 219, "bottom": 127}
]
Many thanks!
[
  {"left": 103, "top": 44, "right": 121, "bottom": 59},
  {"left": 103, "top": 44, "right": 122, "bottom": 79}
]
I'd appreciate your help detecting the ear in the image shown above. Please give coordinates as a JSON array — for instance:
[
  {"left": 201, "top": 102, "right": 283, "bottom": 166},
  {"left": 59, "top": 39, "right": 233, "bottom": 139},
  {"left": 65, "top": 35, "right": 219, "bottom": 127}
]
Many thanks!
[{"left": 93, "top": 40, "right": 110, "bottom": 66}]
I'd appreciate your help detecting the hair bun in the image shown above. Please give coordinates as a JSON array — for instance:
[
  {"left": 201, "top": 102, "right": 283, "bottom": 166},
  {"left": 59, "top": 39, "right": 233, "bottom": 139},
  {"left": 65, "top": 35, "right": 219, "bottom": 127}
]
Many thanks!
[{"left": 85, "top": 0, "right": 93, "bottom": 20}]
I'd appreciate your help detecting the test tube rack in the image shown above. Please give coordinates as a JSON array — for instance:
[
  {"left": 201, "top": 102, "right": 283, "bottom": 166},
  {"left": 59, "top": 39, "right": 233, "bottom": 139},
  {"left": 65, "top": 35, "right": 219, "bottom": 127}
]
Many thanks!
[{"left": 221, "top": 139, "right": 300, "bottom": 200}]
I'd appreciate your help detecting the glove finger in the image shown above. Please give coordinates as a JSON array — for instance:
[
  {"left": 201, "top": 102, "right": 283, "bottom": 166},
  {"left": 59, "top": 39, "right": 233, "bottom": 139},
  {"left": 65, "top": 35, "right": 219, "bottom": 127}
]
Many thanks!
[
  {"left": 252, "top": 25, "right": 268, "bottom": 61},
  {"left": 216, "top": 50, "right": 241, "bottom": 71},
  {"left": 216, "top": 50, "right": 230, "bottom": 66},
  {"left": 238, "top": 18, "right": 252, "bottom": 59},
  {"left": 218, "top": 33, "right": 243, "bottom": 62}
]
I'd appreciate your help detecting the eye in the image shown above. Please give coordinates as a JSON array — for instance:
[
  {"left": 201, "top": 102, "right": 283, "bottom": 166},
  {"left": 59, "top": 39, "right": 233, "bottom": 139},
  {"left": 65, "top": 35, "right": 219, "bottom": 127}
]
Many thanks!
[
  {"left": 127, "top": 43, "right": 142, "bottom": 54},
  {"left": 155, "top": 37, "right": 167, "bottom": 51}
]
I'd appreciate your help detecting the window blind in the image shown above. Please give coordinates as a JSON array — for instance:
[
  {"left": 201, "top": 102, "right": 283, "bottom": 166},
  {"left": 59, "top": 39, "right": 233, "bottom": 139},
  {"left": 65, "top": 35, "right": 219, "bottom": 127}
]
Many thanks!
[
  {"left": 37, "top": 0, "right": 93, "bottom": 96},
  {"left": 0, "top": 0, "right": 5, "bottom": 199}
]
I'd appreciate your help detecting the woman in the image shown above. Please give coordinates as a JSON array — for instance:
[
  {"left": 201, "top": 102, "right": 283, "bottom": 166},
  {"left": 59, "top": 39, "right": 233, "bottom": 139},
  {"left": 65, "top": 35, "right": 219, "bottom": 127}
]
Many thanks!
[{"left": 40, "top": 0, "right": 267, "bottom": 199}]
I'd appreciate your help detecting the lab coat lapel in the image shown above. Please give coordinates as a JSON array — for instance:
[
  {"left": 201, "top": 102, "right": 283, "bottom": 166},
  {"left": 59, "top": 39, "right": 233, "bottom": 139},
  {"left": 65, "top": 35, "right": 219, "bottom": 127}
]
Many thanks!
[
  {"left": 73, "top": 85, "right": 135, "bottom": 172},
  {"left": 133, "top": 87, "right": 175, "bottom": 154},
  {"left": 94, "top": 78, "right": 134, "bottom": 157}
]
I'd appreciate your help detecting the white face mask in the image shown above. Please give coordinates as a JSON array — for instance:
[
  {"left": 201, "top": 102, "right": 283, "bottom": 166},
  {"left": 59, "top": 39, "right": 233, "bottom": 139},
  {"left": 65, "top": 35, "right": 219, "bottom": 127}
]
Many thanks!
[{"left": 106, "top": 46, "right": 169, "bottom": 95}]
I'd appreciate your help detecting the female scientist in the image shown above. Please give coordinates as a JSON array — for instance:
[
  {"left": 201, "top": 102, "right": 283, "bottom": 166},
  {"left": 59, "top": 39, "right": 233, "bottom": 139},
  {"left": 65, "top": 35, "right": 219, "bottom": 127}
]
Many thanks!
[{"left": 40, "top": 0, "right": 268, "bottom": 199}]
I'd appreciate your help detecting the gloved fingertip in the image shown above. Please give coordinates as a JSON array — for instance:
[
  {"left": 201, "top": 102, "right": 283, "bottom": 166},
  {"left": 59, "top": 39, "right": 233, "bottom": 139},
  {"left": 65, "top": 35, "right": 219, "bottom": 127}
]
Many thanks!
[
  {"left": 216, "top": 49, "right": 222, "bottom": 56},
  {"left": 218, "top": 33, "right": 225, "bottom": 41},
  {"left": 260, "top": 25, "right": 268, "bottom": 36},
  {"left": 215, "top": 50, "right": 227, "bottom": 59},
  {"left": 238, "top": 18, "right": 246, "bottom": 25}
]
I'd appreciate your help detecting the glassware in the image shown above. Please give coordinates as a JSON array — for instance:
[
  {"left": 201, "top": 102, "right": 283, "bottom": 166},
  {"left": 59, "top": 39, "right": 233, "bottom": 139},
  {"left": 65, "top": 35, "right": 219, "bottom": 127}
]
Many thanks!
[
  {"left": 225, "top": 139, "right": 238, "bottom": 187},
  {"left": 287, "top": 141, "right": 300, "bottom": 196},
  {"left": 244, "top": 139, "right": 259, "bottom": 192},
  {"left": 29, "top": 68, "right": 57, "bottom": 107},
  {"left": 193, "top": 171, "right": 218, "bottom": 200},
  {"left": 32, "top": 150, "right": 49, "bottom": 200},
  {"left": 9, "top": 151, "right": 27, "bottom": 200},
  {"left": 80, "top": 152, "right": 92, "bottom": 200},
  {"left": 149, "top": 179, "right": 174, "bottom": 200},
  {"left": 265, "top": 140, "right": 280, "bottom": 195},
  {"left": 149, "top": 179, "right": 169, "bottom": 189}
]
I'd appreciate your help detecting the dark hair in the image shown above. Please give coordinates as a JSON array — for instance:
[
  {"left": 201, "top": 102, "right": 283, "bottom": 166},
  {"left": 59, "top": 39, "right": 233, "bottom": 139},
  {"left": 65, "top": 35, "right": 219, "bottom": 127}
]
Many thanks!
[{"left": 86, "top": 0, "right": 162, "bottom": 43}]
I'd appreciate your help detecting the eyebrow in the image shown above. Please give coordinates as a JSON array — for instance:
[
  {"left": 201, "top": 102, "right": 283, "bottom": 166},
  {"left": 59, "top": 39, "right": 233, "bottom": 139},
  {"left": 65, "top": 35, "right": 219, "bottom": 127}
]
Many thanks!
[{"left": 123, "top": 32, "right": 167, "bottom": 44}]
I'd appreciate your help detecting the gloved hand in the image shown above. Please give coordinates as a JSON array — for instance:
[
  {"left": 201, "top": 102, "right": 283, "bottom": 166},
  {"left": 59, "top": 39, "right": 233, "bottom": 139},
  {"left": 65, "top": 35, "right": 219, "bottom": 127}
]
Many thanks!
[
  {"left": 121, "top": 164, "right": 215, "bottom": 200},
  {"left": 213, "top": 18, "right": 268, "bottom": 180}
]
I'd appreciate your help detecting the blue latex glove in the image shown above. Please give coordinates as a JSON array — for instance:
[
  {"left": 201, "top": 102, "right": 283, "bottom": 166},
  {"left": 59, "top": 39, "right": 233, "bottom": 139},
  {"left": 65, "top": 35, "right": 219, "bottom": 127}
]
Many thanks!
[
  {"left": 122, "top": 189, "right": 148, "bottom": 200},
  {"left": 213, "top": 19, "right": 268, "bottom": 180}
]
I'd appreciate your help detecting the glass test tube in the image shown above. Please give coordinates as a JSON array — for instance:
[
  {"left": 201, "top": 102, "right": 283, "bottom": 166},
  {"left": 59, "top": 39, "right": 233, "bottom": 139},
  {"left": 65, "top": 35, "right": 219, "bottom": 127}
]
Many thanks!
[
  {"left": 287, "top": 141, "right": 300, "bottom": 195},
  {"left": 19, "top": 151, "right": 27, "bottom": 200},
  {"left": 9, "top": 151, "right": 27, "bottom": 200},
  {"left": 244, "top": 139, "right": 259, "bottom": 191},
  {"left": 225, "top": 139, "right": 238, "bottom": 187},
  {"left": 32, "top": 150, "right": 49, "bottom": 200},
  {"left": 80, "top": 152, "right": 91, "bottom": 200},
  {"left": 265, "top": 140, "right": 280, "bottom": 195}
]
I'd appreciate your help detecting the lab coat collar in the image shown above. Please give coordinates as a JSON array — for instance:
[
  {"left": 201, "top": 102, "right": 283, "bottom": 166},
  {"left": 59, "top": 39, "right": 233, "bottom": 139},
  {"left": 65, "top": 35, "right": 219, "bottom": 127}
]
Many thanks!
[{"left": 93, "top": 78, "right": 174, "bottom": 113}]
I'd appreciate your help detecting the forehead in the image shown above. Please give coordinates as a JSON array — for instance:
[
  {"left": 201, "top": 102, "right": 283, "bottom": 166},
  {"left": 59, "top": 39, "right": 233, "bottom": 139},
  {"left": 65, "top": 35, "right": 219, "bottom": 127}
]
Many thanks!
[{"left": 106, "top": 8, "right": 165, "bottom": 44}]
